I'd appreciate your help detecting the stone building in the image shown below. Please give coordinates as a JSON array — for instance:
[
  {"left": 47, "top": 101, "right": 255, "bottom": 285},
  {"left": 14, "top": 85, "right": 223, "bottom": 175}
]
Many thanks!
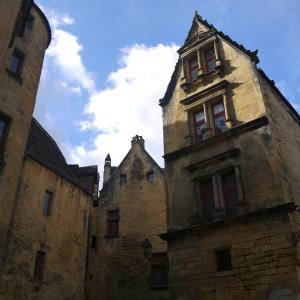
[
  {"left": 88, "top": 136, "right": 168, "bottom": 300},
  {"left": 0, "top": 0, "right": 51, "bottom": 270},
  {"left": 160, "top": 12, "right": 300, "bottom": 300},
  {"left": 0, "top": 1, "right": 99, "bottom": 299}
]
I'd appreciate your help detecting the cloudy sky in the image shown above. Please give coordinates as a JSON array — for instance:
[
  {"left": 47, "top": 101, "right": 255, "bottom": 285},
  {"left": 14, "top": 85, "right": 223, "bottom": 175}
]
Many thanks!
[{"left": 35, "top": 0, "right": 300, "bottom": 183}]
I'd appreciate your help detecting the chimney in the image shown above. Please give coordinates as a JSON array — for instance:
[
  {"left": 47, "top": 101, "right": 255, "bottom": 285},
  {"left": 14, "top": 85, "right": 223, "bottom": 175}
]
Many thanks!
[
  {"left": 103, "top": 153, "right": 111, "bottom": 184},
  {"left": 131, "top": 135, "right": 145, "bottom": 149}
]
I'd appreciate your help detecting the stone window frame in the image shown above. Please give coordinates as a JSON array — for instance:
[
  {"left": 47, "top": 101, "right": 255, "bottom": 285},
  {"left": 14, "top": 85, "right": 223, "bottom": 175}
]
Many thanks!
[
  {"left": 215, "top": 247, "right": 233, "bottom": 272},
  {"left": 193, "top": 165, "right": 244, "bottom": 222},
  {"left": 183, "top": 85, "right": 232, "bottom": 143},
  {"left": 180, "top": 36, "right": 223, "bottom": 92},
  {"left": 150, "top": 252, "right": 169, "bottom": 290},
  {"left": 6, "top": 48, "right": 25, "bottom": 83},
  {"left": 43, "top": 190, "right": 53, "bottom": 216}
]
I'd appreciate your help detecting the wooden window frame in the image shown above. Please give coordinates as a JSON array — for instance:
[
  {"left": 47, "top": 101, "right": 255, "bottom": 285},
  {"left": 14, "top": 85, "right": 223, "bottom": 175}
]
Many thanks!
[{"left": 106, "top": 210, "right": 120, "bottom": 238}]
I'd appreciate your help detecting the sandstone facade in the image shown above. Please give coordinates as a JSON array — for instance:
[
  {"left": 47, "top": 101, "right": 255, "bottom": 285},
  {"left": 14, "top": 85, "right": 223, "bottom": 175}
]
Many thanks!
[
  {"left": 160, "top": 12, "right": 300, "bottom": 299},
  {"left": 88, "top": 137, "right": 168, "bottom": 300}
]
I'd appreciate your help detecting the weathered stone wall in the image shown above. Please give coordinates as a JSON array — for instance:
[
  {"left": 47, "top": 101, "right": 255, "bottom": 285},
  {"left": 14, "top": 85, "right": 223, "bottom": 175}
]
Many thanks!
[
  {"left": 259, "top": 73, "right": 300, "bottom": 204},
  {"left": 88, "top": 142, "right": 168, "bottom": 300},
  {"left": 168, "top": 212, "right": 299, "bottom": 300},
  {"left": 1, "top": 157, "right": 91, "bottom": 300},
  {"left": 0, "top": 2, "right": 50, "bottom": 269}
]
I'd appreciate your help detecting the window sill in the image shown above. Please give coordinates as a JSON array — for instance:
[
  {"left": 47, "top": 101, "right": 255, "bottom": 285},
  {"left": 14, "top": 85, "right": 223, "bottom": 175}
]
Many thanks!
[
  {"left": 151, "top": 285, "right": 169, "bottom": 290},
  {"left": 105, "top": 235, "right": 119, "bottom": 239},
  {"left": 6, "top": 68, "right": 23, "bottom": 84},
  {"left": 214, "top": 270, "right": 238, "bottom": 278}
]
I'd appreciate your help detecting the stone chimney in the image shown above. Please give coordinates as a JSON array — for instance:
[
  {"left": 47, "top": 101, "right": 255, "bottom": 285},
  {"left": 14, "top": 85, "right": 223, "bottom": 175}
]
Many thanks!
[
  {"left": 131, "top": 135, "right": 145, "bottom": 149},
  {"left": 103, "top": 153, "right": 111, "bottom": 184}
]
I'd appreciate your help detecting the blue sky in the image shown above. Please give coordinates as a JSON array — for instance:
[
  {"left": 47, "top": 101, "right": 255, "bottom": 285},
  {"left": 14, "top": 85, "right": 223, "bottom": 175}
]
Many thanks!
[{"left": 34, "top": 0, "right": 300, "bottom": 180}]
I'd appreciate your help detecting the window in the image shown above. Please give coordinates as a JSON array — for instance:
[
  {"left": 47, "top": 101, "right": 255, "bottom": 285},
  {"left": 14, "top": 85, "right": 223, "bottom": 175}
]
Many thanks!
[
  {"left": 151, "top": 253, "right": 168, "bottom": 288},
  {"left": 25, "top": 14, "right": 34, "bottom": 30},
  {"left": 93, "top": 200, "right": 99, "bottom": 207},
  {"left": 188, "top": 56, "right": 198, "bottom": 81},
  {"left": 204, "top": 47, "right": 216, "bottom": 73},
  {"left": 8, "top": 49, "right": 24, "bottom": 77},
  {"left": 106, "top": 210, "right": 119, "bottom": 237},
  {"left": 43, "top": 191, "right": 53, "bottom": 216},
  {"left": 215, "top": 248, "right": 232, "bottom": 272},
  {"left": 120, "top": 174, "right": 127, "bottom": 185},
  {"left": 199, "top": 179, "right": 215, "bottom": 222},
  {"left": 91, "top": 236, "right": 97, "bottom": 249},
  {"left": 194, "top": 109, "right": 206, "bottom": 140},
  {"left": 33, "top": 251, "right": 46, "bottom": 280},
  {"left": 197, "top": 168, "right": 242, "bottom": 222},
  {"left": 0, "top": 116, "right": 10, "bottom": 159},
  {"left": 222, "top": 172, "right": 239, "bottom": 216},
  {"left": 212, "top": 101, "right": 226, "bottom": 134},
  {"left": 190, "top": 95, "right": 228, "bottom": 141},
  {"left": 147, "top": 171, "right": 155, "bottom": 182}
]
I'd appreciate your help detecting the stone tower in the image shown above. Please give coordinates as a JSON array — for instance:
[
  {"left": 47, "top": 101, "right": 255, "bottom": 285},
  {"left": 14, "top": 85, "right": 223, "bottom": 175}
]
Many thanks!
[
  {"left": 0, "top": 0, "right": 51, "bottom": 271},
  {"left": 160, "top": 12, "right": 300, "bottom": 299}
]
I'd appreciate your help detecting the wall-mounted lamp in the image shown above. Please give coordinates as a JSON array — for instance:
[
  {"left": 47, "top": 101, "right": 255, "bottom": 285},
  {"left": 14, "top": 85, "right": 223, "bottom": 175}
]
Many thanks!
[{"left": 141, "top": 238, "right": 152, "bottom": 258}]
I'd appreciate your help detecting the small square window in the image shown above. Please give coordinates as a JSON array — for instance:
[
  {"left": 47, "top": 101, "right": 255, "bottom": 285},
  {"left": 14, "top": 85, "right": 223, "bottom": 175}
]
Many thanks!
[
  {"left": 8, "top": 49, "right": 24, "bottom": 76},
  {"left": 147, "top": 171, "right": 155, "bottom": 182},
  {"left": 120, "top": 174, "right": 127, "bottom": 185},
  {"left": 34, "top": 251, "right": 46, "bottom": 280},
  {"left": 215, "top": 248, "right": 232, "bottom": 272},
  {"left": 93, "top": 200, "right": 99, "bottom": 207},
  {"left": 43, "top": 191, "right": 53, "bottom": 216}
]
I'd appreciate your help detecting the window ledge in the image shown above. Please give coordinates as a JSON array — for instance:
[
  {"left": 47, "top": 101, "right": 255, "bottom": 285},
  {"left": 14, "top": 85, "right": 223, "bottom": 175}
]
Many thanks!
[
  {"left": 6, "top": 68, "right": 23, "bottom": 84},
  {"left": 105, "top": 235, "right": 119, "bottom": 239},
  {"left": 214, "top": 270, "right": 238, "bottom": 278},
  {"left": 151, "top": 285, "right": 169, "bottom": 290}
]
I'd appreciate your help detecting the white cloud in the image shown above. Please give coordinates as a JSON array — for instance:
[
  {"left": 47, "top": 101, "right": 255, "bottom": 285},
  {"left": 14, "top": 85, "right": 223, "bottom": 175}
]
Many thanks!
[
  {"left": 35, "top": 6, "right": 179, "bottom": 185},
  {"left": 71, "top": 43, "right": 179, "bottom": 176}
]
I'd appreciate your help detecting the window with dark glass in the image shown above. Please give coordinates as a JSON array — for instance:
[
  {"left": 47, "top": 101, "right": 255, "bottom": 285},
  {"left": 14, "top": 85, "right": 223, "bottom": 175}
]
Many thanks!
[
  {"left": 147, "top": 171, "right": 155, "bottom": 182},
  {"left": 91, "top": 236, "right": 97, "bottom": 249},
  {"left": 43, "top": 191, "right": 53, "bottom": 216},
  {"left": 199, "top": 179, "right": 215, "bottom": 222},
  {"left": 93, "top": 200, "right": 99, "bottom": 207},
  {"left": 194, "top": 109, "right": 206, "bottom": 140},
  {"left": 120, "top": 174, "right": 127, "bottom": 185},
  {"left": 212, "top": 101, "right": 226, "bottom": 134},
  {"left": 106, "top": 210, "right": 119, "bottom": 237},
  {"left": 0, "top": 116, "right": 9, "bottom": 158},
  {"left": 34, "top": 251, "right": 46, "bottom": 280},
  {"left": 151, "top": 253, "right": 168, "bottom": 288},
  {"left": 188, "top": 56, "right": 198, "bottom": 81},
  {"left": 204, "top": 48, "right": 216, "bottom": 73},
  {"left": 8, "top": 49, "right": 24, "bottom": 76},
  {"left": 222, "top": 172, "right": 239, "bottom": 216},
  {"left": 215, "top": 248, "right": 232, "bottom": 272}
]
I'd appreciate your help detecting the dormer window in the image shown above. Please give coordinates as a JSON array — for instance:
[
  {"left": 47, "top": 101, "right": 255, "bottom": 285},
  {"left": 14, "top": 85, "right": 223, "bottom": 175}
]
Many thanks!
[
  {"left": 194, "top": 109, "right": 206, "bottom": 140},
  {"left": 212, "top": 101, "right": 226, "bottom": 134},
  {"left": 188, "top": 56, "right": 199, "bottom": 81},
  {"left": 204, "top": 47, "right": 216, "bottom": 73}
]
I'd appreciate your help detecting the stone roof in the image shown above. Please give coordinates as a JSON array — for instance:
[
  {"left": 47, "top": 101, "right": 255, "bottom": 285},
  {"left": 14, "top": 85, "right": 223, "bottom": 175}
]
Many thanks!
[{"left": 25, "top": 118, "right": 98, "bottom": 196}]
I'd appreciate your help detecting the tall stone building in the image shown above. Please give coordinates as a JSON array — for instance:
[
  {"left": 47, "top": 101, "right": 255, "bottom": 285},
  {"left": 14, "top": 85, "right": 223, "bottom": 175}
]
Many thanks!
[
  {"left": 0, "top": 1, "right": 99, "bottom": 299},
  {"left": 88, "top": 136, "right": 168, "bottom": 300},
  {"left": 160, "top": 12, "right": 300, "bottom": 299},
  {"left": 0, "top": 0, "right": 51, "bottom": 270}
]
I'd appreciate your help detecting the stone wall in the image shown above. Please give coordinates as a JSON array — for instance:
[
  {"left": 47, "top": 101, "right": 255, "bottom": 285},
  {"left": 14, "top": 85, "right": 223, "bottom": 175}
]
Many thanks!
[
  {"left": 88, "top": 142, "right": 168, "bottom": 300},
  {"left": 1, "top": 157, "right": 91, "bottom": 300},
  {"left": 0, "top": 2, "right": 50, "bottom": 269}
]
